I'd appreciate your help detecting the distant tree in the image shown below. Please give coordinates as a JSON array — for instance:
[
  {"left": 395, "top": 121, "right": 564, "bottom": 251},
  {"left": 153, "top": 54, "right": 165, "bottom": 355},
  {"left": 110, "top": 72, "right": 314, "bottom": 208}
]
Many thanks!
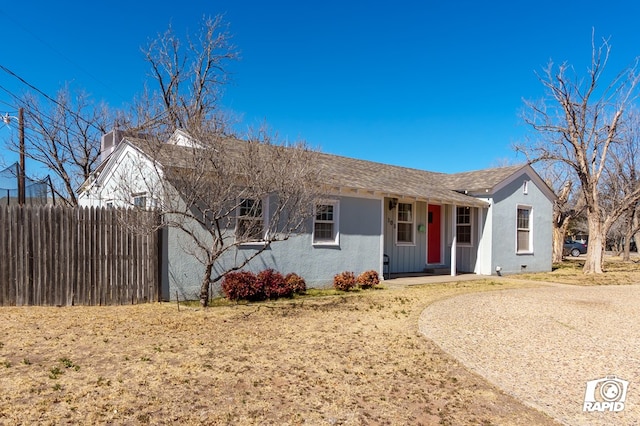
[
  {"left": 518, "top": 36, "right": 640, "bottom": 273},
  {"left": 601, "top": 107, "right": 640, "bottom": 260},
  {"left": 10, "top": 87, "right": 115, "bottom": 206}
]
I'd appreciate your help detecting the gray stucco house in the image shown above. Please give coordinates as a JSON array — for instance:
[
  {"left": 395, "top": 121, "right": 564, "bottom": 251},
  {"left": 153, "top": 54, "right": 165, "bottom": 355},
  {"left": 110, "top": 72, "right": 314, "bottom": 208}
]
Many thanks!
[{"left": 79, "top": 130, "right": 555, "bottom": 300}]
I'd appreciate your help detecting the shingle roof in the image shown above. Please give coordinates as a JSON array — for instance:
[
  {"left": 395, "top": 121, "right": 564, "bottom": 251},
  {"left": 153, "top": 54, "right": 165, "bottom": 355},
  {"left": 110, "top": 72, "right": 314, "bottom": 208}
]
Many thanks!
[
  {"left": 124, "top": 134, "right": 532, "bottom": 208},
  {"left": 444, "top": 165, "right": 528, "bottom": 193},
  {"left": 313, "top": 152, "right": 488, "bottom": 206}
]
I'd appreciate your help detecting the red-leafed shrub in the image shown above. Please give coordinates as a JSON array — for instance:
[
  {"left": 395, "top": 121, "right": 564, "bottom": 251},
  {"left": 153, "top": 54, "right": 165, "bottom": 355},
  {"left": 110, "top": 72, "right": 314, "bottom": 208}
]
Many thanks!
[
  {"left": 357, "top": 270, "right": 380, "bottom": 289},
  {"left": 258, "top": 269, "right": 292, "bottom": 299},
  {"left": 221, "top": 271, "right": 261, "bottom": 301},
  {"left": 285, "top": 273, "right": 307, "bottom": 295},
  {"left": 223, "top": 270, "right": 308, "bottom": 301},
  {"left": 333, "top": 271, "right": 356, "bottom": 291}
]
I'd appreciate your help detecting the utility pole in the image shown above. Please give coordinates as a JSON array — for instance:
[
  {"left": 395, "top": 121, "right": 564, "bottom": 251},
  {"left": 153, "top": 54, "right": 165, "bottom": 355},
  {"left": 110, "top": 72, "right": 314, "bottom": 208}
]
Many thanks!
[{"left": 18, "top": 107, "right": 25, "bottom": 205}]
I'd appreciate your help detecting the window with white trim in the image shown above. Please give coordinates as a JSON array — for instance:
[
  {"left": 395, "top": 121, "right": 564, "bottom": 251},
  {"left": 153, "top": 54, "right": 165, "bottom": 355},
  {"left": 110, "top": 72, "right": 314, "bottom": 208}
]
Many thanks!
[
  {"left": 456, "top": 207, "right": 472, "bottom": 245},
  {"left": 516, "top": 206, "right": 532, "bottom": 253},
  {"left": 237, "top": 198, "right": 264, "bottom": 242},
  {"left": 397, "top": 202, "right": 414, "bottom": 244},
  {"left": 132, "top": 193, "right": 147, "bottom": 209},
  {"left": 313, "top": 201, "right": 339, "bottom": 244}
]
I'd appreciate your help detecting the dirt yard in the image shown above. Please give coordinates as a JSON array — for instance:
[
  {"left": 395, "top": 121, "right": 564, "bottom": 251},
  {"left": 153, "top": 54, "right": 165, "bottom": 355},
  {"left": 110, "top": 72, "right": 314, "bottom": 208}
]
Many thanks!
[{"left": 0, "top": 278, "right": 562, "bottom": 425}]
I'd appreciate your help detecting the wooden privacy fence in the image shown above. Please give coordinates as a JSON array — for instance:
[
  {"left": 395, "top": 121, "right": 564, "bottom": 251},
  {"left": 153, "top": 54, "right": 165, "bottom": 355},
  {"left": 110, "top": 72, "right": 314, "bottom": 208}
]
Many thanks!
[{"left": 0, "top": 205, "right": 161, "bottom": 306}]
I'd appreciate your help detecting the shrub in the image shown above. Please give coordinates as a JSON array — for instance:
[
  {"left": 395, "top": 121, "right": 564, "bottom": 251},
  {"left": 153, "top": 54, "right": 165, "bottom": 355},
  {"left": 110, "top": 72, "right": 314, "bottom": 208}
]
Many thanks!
[
  {"left": 357, "top": 270, "right": 380, "bottom": 289},
  {"left": 285, "top": 273, "right": 307, "bottom": 295},
  {"left": 223, "top": 270, "right": 308, "bottom": 301},
  {"left": 221, "top": 271, "right": 261, "bottom": 301},
  {"left": 258, "top": 269, "right": 292, "bottom": 299},
  {"left": 333, "top": 271, "right": 356, "bottom": 291}
]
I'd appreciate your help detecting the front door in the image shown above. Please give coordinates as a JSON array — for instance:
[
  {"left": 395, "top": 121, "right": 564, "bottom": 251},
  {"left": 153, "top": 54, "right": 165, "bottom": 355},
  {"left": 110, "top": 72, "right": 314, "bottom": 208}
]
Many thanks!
[{"left": 427, "top": 205, "right": 441, "bottom": 264}]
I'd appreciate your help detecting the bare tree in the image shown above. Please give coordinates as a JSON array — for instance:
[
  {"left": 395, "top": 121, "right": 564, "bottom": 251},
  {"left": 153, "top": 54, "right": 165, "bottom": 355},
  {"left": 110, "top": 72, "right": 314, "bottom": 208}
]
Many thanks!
[
  {"left": 601, "top": 107, "right": 640, "bottom": 260},
  {"left": 106, "top": 14, "right": 322, "bottom": 307},
  {"left": 10, "top": 87, "right": 115, "bottom": 206},
  {"left": 518, "top": 36, "right": 640, "bottom": 273},
  {"left": 112, "top": 127, "right": 321, "bottom": 307},
  {"left": 529, "top": 161, "right": 586, "bottom": 262},
  {"left": 136, "top": 15, "right": 239, "bottom": 136}
]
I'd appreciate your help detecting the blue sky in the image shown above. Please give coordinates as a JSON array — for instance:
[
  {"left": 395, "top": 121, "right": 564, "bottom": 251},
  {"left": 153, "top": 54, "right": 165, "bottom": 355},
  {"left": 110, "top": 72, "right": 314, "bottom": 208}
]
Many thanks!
[{"left": 1, "top": 1, "right": 640, "bottom": 174}]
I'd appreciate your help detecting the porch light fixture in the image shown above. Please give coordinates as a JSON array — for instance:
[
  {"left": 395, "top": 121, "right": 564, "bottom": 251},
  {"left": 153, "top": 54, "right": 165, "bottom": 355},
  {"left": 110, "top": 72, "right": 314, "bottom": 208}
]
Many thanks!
[{"left": 388, "top": 198, "right": 398, "bottom": 210}]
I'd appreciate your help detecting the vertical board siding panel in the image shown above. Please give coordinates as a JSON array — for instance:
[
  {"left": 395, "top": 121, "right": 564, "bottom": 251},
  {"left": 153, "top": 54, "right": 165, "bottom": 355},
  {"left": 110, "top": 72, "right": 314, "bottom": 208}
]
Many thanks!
[
  {"left": 96, "top": 207, "right": 103, "bottom": 305},
  {"left": 60, "top": 207, "right": 69, "bottom": 305},
  {"left": 79, "top": 207, "right": 86, "bottom": 305},
  {"left": 52, "top": 206, "right": 63, "bottom": 306},
  {"left": 75, "top": 207, "right": 83, "bottom": 305},
  {"left": 101, "top": 207, "right": 108, "bottom": 305},
  {"left": 8, "top": 206, "right": 16, "bottom": 305},
  {"left": 32, "top": 207, "right": 41, "bottom": 305},
  {"left": 128, "top": 211, "right": 134, "bottom": 304},
  {"left": 64, "top": 207, "right": 72, "bottom": 305},
  {"left": 53, "top": 206, "right": 61, "bottom": 306},
  {"left": 89, "top": 206, "right": 96, "bottom": 305},
  {"left": 0, "top": 207, "right": 5, "bottom": 305},
  {"left": 15, "top": 206, "right": 23, "bottom": 306},
  {"left": 153, "top": 219, "right": 160, "bottom": 302},
  {"left": 0, "top": 207, "right": 7, "bottom": 305},
  {"left": 127, "top": 211, "right": 133, "bottom": 303},
  {"left": 72, "top": 207, "right": 80, "bottom": 305},
  {"left": 116, "top": 209, "right": 123, "bottom": 304},
  {"left": 105, "top": 208, "right": 113, "bottom": 305},
  {"left": 142, "top": 218, "right": 150, "bottom": 302},
  {"left": 113, "top": 210, "right": 121, "bottom": 305},
  {"left": 136, "top": 226, "right": 142, "bottom": 303},
  {"left": 43, "top": 207, "right": 52, "bottom": 305},
  {"left": 25, "top": 206, "right": 34, "bottom": 306}
]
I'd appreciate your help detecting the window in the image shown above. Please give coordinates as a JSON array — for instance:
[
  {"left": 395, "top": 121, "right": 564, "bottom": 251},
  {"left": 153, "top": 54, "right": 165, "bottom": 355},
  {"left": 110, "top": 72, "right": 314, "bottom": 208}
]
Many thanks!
[
  {"left": 523, "top": 181, "right": 529, "bottom": 195},
  {"left": 237, "top": 198, "right": 264, "bottom": 242},
  {"left": 397, "top": 202, "right": 414, "bottom": 244},
  {"left": 313, "top": 201, "right": 339, "bottom": 244},
  {"left": 456, "top": 207, "right": 472, "bottom": 245},
  {"left": 517, "top": 206, "right": 532, "bottom": 252},
  {"left": 132, "top": 193, "right": 147, "bottom": 209}
]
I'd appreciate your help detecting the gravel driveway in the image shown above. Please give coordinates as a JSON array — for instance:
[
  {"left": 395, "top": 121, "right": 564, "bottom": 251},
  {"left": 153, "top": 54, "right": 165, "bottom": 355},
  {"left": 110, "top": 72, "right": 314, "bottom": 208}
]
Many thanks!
[{"left": 419, "top": 283, "right": 640, "bottom": 426}]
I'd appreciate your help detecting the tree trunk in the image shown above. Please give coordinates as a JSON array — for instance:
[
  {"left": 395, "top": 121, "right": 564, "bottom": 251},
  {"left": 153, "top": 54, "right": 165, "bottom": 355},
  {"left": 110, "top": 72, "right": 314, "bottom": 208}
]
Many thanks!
[
  {"left": 583, "top": 215, "right": 604, "bottom": 273},
  {"left": 552, "top": 226, "right": 567, "bottom": 263},
  {"left": 623, "top": 229, "right": 633, "bottom": 261},
  {"left": 552, "top": 216, "right": 571, "bottom": 263},
  {"left": 199, "top": 262, "right": 214, "bottom": 307}
]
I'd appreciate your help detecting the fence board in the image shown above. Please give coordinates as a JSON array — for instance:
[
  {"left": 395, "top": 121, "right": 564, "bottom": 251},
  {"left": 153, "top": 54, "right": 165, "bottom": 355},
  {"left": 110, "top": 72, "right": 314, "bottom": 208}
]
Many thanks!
[{"left": 0, "top": 205, "right": 160, "bottom": 306}]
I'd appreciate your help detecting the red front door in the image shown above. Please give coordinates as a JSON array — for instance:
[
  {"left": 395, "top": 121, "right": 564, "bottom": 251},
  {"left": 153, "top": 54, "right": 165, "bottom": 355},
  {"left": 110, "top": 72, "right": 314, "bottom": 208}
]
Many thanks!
[{"left": 428, "top": 205, "right": 441, "bottom": 264}]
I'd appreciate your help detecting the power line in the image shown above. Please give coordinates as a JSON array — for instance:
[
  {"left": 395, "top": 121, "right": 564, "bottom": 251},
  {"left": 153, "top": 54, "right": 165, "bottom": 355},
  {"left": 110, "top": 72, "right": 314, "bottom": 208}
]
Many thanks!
[{"left": 0, "top": 64, "right": 109, "bottom": 134}]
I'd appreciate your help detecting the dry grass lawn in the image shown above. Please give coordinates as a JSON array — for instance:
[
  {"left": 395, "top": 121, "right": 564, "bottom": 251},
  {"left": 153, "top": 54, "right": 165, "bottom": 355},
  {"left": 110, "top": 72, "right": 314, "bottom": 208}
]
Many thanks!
[
  {"left": 517, "top": 256, "right": 640, "bottom": 286},
  {"left": 0, "top": 278, "right": 564, "bottom": 425}
]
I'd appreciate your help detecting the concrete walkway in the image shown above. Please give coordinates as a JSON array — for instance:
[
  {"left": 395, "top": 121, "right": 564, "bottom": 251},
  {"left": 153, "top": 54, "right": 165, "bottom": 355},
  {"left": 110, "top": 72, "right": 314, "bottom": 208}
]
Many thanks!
[{"left": 382, "top": 273, "right": 492, "bottom": 288}]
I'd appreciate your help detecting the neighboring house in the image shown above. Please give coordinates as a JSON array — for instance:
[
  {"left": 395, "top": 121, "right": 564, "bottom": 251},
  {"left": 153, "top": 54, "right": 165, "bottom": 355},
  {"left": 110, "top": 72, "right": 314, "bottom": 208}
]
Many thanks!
[{"left": 78, "top": 130, "right": 555, "bottom": 300}]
